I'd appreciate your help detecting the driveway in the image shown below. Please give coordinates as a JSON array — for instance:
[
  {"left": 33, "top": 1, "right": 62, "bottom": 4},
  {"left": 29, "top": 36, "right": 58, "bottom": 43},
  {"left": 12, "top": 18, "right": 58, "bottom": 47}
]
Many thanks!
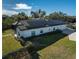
[
  {"left": 62, "top": 28, "right": 76, "bottom": 41},
  {"left": 62, "top": 28, "right": 75, "bottom": 35}
]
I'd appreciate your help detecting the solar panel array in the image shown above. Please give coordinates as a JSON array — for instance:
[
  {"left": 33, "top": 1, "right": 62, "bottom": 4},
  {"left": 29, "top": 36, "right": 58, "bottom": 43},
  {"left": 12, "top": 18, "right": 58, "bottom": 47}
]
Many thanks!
[{"left": 17, "top": 19, "right": 65, "bottom": 30}]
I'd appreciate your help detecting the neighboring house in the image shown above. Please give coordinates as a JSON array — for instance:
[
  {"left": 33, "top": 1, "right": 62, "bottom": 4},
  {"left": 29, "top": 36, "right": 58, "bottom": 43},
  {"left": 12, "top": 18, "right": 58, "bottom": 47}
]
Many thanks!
[{"left": 15, "top": 19, "right": 67, "bottom": 39}]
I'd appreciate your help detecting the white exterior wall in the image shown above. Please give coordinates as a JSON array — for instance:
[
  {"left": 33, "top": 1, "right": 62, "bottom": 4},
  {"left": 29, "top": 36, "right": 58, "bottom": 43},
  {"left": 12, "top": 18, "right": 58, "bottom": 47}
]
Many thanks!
[{"left": 16, "top": 24, "right": 67, "bottom": 38}]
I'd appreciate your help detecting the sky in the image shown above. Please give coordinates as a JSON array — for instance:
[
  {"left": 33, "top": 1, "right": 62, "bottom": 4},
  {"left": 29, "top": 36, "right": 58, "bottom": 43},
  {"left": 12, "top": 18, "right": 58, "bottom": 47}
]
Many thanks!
[{"left": 2, "top": 0, "right": 76, "bottom": 16}]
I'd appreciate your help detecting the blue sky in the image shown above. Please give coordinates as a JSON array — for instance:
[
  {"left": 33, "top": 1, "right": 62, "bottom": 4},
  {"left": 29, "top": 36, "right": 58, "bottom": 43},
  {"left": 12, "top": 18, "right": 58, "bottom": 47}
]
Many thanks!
[{"left": 2, "top": 0, "right": 76, "bottom": 16}]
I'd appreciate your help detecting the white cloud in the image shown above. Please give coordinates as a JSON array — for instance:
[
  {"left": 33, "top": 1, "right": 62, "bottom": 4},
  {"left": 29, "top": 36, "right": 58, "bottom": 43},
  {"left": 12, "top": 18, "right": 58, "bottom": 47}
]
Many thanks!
[
  {"left": 2, "top": 3, "right": 32, "bottom": 16},
  {"left": 2, "top": 9, "right": 18, "bottom": 16},
  {"left": 13, "top": 3, "right": 32, "bottom": 10}
]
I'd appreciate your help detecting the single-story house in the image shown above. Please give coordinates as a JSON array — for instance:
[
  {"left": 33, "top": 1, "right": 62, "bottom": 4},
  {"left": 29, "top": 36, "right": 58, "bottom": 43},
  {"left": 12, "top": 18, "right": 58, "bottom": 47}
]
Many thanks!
[{"left": 15, "top": 19, "right": 67, "bottom": 39}]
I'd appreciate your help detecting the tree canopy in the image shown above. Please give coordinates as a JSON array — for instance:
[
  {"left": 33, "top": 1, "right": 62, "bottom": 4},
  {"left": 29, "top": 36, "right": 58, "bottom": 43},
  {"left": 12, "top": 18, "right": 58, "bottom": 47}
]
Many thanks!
[{"left": 31, "top": 9, "right": 46, "bottom": 18}]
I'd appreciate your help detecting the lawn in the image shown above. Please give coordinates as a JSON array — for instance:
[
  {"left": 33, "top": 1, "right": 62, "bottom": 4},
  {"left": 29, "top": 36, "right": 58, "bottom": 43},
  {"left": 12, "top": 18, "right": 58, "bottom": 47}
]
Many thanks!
[
  {"left": 2, "top": 29, "right": 76, "bottom": 59},
  {"left": 2, "top": 29, "right": 14, "bottom": 35},
  {"left": 37, "top": 34, "right": 76, "bottom": 59},
  {"left": 2, "top": 29, "right": 22, "bottom": 56},
  {"left": 24, "top": 31, "right": 76, "bottom": 59}
]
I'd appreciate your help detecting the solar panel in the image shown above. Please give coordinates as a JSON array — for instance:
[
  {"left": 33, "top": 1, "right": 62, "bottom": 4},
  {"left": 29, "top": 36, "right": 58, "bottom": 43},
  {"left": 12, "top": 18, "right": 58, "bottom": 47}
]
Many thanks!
[{"left": 17, "top": 19, "right": 65, "bottom": 30}]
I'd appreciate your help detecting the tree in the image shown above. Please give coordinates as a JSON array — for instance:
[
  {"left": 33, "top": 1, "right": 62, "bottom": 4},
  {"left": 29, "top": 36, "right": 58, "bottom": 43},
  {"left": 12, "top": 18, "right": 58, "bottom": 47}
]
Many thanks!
[
  {"left": 31, "top": 9, "right": 46, "bottom": 19},
  {"left": 48, "top": 11, "right": 66, "bottom": 20},
  {"left": 11, "top": 12, "right": 28, "bottom": 21},
  {"left": 18, "top": 12, "right": 28, "bottom": 20},
  {"left": 2, "top": 16, "right": 16, "bottom": 30},
  {"left": 65, "top": 16, "right": 76, "bottom": 23},
  {"left": 2, "top": 14, "right": 9, "bottom": 20},
  {"left": 2, "top": 12, "right": 29, "bottom": 30},
  {"left": 31, "top": 11, "right": 39, "bottom": 18}
]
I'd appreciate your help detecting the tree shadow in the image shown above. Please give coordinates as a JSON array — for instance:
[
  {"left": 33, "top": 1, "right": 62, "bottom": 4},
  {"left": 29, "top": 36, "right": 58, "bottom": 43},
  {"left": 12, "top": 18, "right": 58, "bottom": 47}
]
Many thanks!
[
  {"left": 30, "top": 51, "right": 40, "bottom": 59},
  {"left": 21, "top": 31, "right": 69, "bottom": 59},
  {"left": 33, "top": 32, "right": 67, "bottom": 51}
]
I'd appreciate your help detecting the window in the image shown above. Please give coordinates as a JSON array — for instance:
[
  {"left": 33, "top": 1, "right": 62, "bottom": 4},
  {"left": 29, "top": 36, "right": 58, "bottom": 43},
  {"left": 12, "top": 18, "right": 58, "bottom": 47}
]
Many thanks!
[
  {"left": 31, "top": 31, "right": 35, "bottom": 36},
  {"left": 40, "top": 30, "right": 43, "bottom": 33}
]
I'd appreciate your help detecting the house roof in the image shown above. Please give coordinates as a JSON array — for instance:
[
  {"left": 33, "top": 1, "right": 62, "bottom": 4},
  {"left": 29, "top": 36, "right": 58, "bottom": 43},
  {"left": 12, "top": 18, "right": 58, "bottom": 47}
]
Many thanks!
[{"left": 17, "top": 19, "right": 66, "bottom": 31}]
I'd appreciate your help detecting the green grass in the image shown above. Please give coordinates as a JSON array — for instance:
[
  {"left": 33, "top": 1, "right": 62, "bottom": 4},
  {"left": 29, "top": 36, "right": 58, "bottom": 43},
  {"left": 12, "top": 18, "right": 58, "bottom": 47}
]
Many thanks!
[
  {"left": 2, "top": 29, "right": 14, "bottom": 35},
  {"left": 28, "top": 32, "right": 76, "bottom": 59},
  {"left": 2, "top": 29, "right": 76, "bottom": 59},
  {"left": 2, "top": 29, "right": 22, "bottom": 56},
  {"left": 37, "top": 33, "right": 76, "bottom": 59}
]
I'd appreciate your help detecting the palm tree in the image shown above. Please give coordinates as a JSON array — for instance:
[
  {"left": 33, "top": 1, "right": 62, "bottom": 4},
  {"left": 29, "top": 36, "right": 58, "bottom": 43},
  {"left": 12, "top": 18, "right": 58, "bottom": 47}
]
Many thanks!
[
  {"left": 18, "top": 12, "right": 28, "bottom": 20},
  {"left": 59, "top": 11, "right": 67, "bottom": 16},
  {"left": 31, "top": 11, "right": 35, "bottom": 18},
  {"left": 31, "top": 9, "right": 46, "bottom": 19}
]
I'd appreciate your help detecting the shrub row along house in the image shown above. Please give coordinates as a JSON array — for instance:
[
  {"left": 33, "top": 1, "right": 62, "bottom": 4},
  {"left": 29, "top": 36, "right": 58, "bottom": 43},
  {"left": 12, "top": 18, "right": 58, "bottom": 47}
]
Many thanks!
[{"left": 14, "top": 19, "right": 67, "bottom": 40}]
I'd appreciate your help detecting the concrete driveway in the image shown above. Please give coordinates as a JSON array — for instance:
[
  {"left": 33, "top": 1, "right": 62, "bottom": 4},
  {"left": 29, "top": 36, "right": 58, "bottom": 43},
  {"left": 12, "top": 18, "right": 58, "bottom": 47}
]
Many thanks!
[
  {"left": 62, "top": 28, "right": 76, "bottom": 41},
  {"left": 62, "top": 28, "right": 75, "bottom": 35}
]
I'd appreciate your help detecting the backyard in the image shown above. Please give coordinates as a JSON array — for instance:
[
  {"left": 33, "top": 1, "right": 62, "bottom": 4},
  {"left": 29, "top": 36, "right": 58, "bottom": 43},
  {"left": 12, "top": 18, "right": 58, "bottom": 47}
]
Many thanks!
[
  {"left": 2, "top": 29, "right": 76, "bottom": 59},
  {"left": 2, "top": 29, "right": 22, "bottom": 56},
  {"left": 38, "top": 36, "right": 76, "bottom": 59},
  {"left": 26, "top": 31, "right": 76, "bottom": 59}
]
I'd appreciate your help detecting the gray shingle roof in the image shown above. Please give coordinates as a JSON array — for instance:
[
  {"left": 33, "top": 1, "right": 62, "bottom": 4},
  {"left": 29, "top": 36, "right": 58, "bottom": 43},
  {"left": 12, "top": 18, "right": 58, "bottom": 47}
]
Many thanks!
[{"left": 17, "top": 19, "right": 66, "bottom": 30}]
